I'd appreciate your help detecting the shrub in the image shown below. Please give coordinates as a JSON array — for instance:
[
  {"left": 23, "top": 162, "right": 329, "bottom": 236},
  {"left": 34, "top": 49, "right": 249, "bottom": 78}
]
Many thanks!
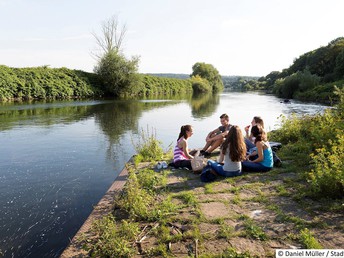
[
  {"left": 136, "top": 168, "right": 163, "bottom": 194},
  {"left": 0, "top": 65, "right": 102, "bottom": 101},
  {"left": 299, "top": 228, "right": 323, "bottom": 249},
  {"left": 120, "top": 170, "right": 153, "bottom": 220},
  {"left": 94, "top": 50, "right": 140, "bottom": 97},
  {"left": 133, "top": 127, "right": 164, "bottom": 163},
  {"left": 88, "top": 215, "right": 139, "bottom": 257},
  {"left": 138, "top": 74, "right": 192, "bottom": 96},
  {"left": 269, "top": 86, "right": 344, "bottom": 199},
  {"left": 191, "top": 75, "right": 212, "bottom": 93},
  {"left": 308, "top": 134, "right": 344, "bottom": 198}
]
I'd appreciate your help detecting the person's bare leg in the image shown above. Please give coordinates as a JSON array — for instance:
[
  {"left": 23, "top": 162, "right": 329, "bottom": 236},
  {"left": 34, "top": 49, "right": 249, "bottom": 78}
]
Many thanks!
[
  {"left": 201, "top": 141, "right": 212, "bottom": 152},
  {"left": 206, "top": 138, "right": 224, "bottom": 153}
]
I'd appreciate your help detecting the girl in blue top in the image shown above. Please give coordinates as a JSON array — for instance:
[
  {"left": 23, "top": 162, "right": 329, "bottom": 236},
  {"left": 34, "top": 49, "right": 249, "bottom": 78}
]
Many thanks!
[{"left": 242, "top": 125, "right": 273, "bottom": 172}]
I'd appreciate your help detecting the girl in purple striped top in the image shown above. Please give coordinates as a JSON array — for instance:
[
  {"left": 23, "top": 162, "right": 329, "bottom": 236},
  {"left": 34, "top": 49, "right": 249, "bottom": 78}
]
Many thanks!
[{"left": 173, "top": 125, "right": 194, "bottom": 170}]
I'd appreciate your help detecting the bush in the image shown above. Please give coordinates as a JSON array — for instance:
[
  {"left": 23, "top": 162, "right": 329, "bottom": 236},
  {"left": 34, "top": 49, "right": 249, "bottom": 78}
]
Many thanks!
[
  {"left": 299, "top": 228, "right": 323, "bottom": 249},
  {"left": 94, "top": 50, "right": 140, "bottom": 97},
  {"left": 86, "top": 215, "right": 139, "bottom": 257},
  {"left": 138, "top": 74, "right": 192, "bottom": 96},
  {"left": 270, "top": 87, "right": 344, "bottom": 198},
  {"left": 273, "top": 70, "right": 320, "bottom": 99},
  {"left": 191, "top": 75, "right": 212, "bottom": 93},
  {"left": 120, "top": 171, "right": 153, "bottom": 219},
  {"left": 133, "top": 127, "right": 164, "bottom": 163},
  {"left": 308, "top": 134, "right": 344, "bottom": 198},
  {"left": 191, "top": 62, "right": 224, "bottom": 92},
  {"left": 0, "top": 65, "right": 102, "bottom": 101}
]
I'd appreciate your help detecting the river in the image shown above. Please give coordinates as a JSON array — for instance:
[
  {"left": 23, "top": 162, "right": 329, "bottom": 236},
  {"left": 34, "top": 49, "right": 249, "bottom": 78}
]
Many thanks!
[{"left": 0, "top": 91, "right": 329, "bottom": 257}]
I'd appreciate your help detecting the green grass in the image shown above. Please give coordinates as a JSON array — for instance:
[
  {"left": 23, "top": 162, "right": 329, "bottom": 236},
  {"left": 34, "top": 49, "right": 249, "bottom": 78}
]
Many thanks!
[
  {"left": 299, "top": 228, "right": 323, "bottom": 249},
  {"left": 241, "top": 218, "right": 268, "bottom": 241},
  {"left": 132, "top": 127, "right": 164, "bottom": 163}
]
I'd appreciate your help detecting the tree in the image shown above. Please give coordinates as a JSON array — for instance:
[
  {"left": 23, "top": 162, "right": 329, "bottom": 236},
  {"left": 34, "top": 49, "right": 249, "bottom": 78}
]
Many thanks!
[
  {"left": 334, "top": 48, "right": 344, "bottom": 79},
  {"left": 191, "top": 62, "right": 223, "bottom": 92},
  {"left": 93, "top": 15, "right": 140, "bottom": 97},
  {"left": 190, "top": 75, "right": 212, "bottom": 93},
  {"left": 94, "top": 50, "right": 140, "bottom": 96},
  {"left": 92, "top": 15, "right": 127, "bottom": 59}
]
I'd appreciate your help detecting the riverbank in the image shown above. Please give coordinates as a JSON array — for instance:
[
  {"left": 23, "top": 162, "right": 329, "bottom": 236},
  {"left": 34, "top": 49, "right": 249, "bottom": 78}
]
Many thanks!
[{"left": 63, "top": 155, "right": 344, "bottom": 257}]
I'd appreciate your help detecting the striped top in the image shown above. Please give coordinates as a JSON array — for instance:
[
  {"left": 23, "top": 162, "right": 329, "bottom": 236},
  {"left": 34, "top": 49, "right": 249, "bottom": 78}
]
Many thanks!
[{"left": 173, "top": 137, "right": 188, "bottom": 163}]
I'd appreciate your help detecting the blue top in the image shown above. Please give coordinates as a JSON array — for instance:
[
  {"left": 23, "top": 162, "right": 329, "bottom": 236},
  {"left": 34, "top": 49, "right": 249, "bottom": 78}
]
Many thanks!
[{"left": 261, "top": 146, "right": 273, "bottom": 168}]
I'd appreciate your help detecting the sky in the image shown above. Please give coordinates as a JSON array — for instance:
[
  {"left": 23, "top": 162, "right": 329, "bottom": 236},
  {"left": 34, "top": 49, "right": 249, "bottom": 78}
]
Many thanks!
[{"left": 0, "top": 0, "right": 343, "bottom": 77}]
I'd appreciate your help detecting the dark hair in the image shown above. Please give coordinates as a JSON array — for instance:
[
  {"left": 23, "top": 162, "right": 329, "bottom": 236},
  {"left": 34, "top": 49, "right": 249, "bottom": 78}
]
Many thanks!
[
  {"left": 251, "top": 124, "right": 267, "bottom": 143},
  {"left": 253, "top": 116, "right": 264, "bottom": 128},
  {"left": 177, "top": 125, "right": 192, "bottom": 141},
  {"left": 221, "top": 125, "right": 246, "bottom": 162},
  {"left": 220, "top": 113, "right": 229, "bottom": 121}
]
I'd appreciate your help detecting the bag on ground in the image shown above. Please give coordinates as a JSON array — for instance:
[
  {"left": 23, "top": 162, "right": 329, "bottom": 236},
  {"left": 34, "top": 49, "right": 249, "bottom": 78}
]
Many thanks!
[
  {"left": 200, "top": 165, "right": 216, "bottom": 182},
  {"left": 191, "top": 155, "right": 206, "bottom": 172}
]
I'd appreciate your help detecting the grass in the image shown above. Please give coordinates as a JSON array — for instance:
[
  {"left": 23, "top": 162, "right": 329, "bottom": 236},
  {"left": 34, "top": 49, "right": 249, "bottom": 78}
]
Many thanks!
[
  {"left": 132, "top": 126, "right": 165, "bottom": 164},
  {"left": 299, "top": 228, "right": 323, "bottom": 249},
  {"left": 217, "top": 223, "right": 235, "bottom": 240}
]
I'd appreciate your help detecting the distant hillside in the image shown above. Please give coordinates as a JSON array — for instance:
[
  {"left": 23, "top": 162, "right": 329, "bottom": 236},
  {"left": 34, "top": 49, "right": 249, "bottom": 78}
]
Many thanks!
[
  {"left": 145, "top": 73, "right": 190, "bottom": 80},
  {"left": 258, "top": 37, "right": 344, "bottom": 103},
  {"left": 222, "top": 75, "right": 259, "bottom": 89},
  {"left": 146, "top": 73, "right": 259, "bottom": 89}
]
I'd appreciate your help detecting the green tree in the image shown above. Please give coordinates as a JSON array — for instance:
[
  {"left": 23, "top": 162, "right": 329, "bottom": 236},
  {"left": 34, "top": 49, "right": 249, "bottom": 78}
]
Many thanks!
[
  {"left": 191, "top": 62, "right": 223, "bottom": 92},
  {"left": 334, "top": 48, "right": 344, "bottom": 79},
  {"left": 93, "top": 15, "right": 140, "bottom": 97},
  {"left": 94, "top": 50, "right": 140, "bottom": 96},
  {"left": 190, "top": 75, "right": 211, "bottom": 93}
]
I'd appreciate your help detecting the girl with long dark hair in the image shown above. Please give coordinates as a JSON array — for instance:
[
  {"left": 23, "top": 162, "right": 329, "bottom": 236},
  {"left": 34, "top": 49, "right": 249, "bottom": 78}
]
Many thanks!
[
  {"left": 207, "top": 125, "right": 246, "bottom": 177},
  {"left": 242, "top": 125, "right": 273, "bottom": 172}
]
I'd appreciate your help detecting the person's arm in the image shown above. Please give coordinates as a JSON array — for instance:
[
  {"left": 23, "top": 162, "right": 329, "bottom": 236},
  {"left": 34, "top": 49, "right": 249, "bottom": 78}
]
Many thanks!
[
  {"left": 181, "top": 139, "right": 194, "bottom": 159},
  {"left": 218, "top": 151, "right": 225, "bottom": 163},
  {"left": 244, "top": 125, "right": 250, "bottom": 138},
  {"left": 250, "top": 142, "right": 264, "bottom": 163}
]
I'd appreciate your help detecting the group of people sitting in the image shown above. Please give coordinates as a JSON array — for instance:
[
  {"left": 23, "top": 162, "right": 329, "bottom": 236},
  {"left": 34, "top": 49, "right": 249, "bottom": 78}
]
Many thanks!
[{"left": 172, "top": 113, "right": 274, "bottom": 178}]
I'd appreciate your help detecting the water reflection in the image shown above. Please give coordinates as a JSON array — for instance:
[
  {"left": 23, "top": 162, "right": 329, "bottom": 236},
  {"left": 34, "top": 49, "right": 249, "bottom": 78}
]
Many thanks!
[{"left": 189, "top": 92, "right": 220, "bottom": 118}]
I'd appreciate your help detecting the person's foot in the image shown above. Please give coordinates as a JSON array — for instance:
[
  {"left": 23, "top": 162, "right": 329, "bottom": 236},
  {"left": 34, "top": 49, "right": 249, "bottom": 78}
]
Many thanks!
[
  {"left": 274, "top": 159, "right": 282, "bottom": 167},
  {"left": 203, "top": 151, "right": 211, "bottom": 157}
]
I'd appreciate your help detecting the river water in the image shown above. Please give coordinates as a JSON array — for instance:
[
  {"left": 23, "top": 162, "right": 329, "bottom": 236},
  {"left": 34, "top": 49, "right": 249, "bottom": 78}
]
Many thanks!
[{"left": 0, "top": 91, "right": 329, "bottom": 257}]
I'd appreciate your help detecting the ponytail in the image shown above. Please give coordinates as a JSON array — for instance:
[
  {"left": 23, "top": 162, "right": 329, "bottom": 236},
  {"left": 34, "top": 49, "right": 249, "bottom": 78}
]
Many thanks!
[{"left": 177, "top": 125, "right": 192, "bottom": 141}]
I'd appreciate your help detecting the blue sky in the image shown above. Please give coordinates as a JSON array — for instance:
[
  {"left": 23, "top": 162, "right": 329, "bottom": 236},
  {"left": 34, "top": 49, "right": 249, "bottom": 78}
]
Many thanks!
[{"left": 1, "top": 0, "right": 343, "bottom": 76}]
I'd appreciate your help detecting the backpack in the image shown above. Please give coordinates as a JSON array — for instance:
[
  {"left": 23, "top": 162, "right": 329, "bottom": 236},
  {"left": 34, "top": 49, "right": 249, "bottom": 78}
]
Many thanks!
[{"left": 200, "top": 165, "right": 217, "bottom": 182}]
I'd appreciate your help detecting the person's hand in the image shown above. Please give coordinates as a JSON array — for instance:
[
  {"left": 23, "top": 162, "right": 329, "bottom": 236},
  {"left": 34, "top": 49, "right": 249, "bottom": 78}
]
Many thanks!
[{"left": 245, "top": 125, "right": 250, "bottom": 133}]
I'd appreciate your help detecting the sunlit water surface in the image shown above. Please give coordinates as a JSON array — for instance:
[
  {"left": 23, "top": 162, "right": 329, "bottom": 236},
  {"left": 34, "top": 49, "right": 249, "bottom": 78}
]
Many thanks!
[{"left": 0, "top": 92, "right": 329, "bottom": 257}]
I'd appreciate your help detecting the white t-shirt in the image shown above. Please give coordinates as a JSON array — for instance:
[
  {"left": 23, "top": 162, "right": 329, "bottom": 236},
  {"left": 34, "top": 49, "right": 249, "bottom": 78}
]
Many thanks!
[{"left": 223, "top": 147, "right": 242, "bottom": 172}]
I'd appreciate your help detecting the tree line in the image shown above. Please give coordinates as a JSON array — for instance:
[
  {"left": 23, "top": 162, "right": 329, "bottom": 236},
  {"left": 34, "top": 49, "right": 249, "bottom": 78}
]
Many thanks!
[{"left": 242, "top": 37, "right": 344, "bottom": 103}]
